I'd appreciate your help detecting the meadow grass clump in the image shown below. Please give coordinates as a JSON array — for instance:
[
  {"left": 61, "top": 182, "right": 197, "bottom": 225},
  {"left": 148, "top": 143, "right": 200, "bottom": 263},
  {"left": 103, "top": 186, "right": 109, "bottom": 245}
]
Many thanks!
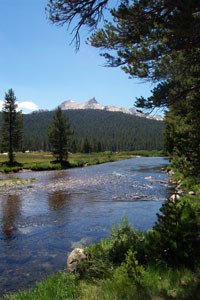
[{"left": 4, "top": 272, "right": 79, "bottom": 300}]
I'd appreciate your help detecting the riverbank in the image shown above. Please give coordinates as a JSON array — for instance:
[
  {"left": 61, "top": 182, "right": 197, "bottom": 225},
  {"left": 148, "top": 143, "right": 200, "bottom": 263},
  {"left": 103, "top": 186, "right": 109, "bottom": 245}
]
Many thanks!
[
  {"left": 0, "top": 150, "right": 163, "bottom": 173},
  {"left": 4, "top": 266, "right": 200, "bottom": 300},
  {"left": 0, "top": 157, "right": 169, "bottom": 297},
  {"left": 4, "top": 212, "right": 200, "bottom": 300},
  {"left": 2, "top": 168, "right": 199, "bottom": 300}
]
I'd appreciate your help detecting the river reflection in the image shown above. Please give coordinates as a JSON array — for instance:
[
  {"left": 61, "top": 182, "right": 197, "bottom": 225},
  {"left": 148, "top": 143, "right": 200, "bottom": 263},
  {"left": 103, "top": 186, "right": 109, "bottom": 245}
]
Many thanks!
[
  {"left": 0, "top": 157, "right": 170, "bottom": 295},
  {"left": 1, "top": 194, "right": 21, "bottom": 239},
  {"left": 48, "top": 192, "right": 72, "bottom": 211}
]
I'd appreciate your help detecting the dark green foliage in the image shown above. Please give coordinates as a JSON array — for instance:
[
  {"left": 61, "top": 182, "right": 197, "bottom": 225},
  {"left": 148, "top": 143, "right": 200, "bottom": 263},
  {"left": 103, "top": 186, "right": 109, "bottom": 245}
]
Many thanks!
[
  {"left": 46, "top": 0, "right": 110, "bottom": 49},
  {"left": 1, "top": 89, "right": 23, "bottom": 165},
  {"left": 81, "top": 138, "right": 92, "bottom": 153},
  {"left": 107, "top": 217, "right": 145, "bottom": 264},
  {"left": 48, "top": 107, "right": 73, "bottom": 163},
  {"left": 0, "top": 109, "right": 164, "bottom": 153},
  {"left": 67, "top": 110, "right": 164, "bottom": 152},
  {"left": 79, "top": 217, "right": 146, "bottom": 281},
  {"left": 146, "top": 197, "right": 200, "bottom": 268},
  {"left": 47, "top": 0, "right": 200, "bottom": 177},
  {"left": 164, "top": 91, "right": 200, "bottom": 176},
  {"left": 88, "top": 0, "right": 200, "bottom": 177},
  {"left": 90, "top": 1, "right": 199, "bottom": 81},
  {"left": 79, "top": 194, "right": 200, "bottom": 284}
]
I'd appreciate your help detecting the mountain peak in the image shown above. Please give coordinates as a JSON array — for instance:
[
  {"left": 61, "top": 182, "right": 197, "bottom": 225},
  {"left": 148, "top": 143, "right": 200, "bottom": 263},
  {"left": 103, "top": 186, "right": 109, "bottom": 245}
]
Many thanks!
[
  {"left": 87, "top": 97, "right": 98, "bottom": 104},
  {"left": 58, "top": 97, "right": 163, "bottom": 121}
]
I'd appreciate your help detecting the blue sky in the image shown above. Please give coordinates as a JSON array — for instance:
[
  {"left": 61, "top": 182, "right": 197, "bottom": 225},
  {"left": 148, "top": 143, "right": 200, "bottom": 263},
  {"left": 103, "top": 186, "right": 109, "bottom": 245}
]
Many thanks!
[{"left": 0, "top": 0, "right": 153, "bottom": 113}]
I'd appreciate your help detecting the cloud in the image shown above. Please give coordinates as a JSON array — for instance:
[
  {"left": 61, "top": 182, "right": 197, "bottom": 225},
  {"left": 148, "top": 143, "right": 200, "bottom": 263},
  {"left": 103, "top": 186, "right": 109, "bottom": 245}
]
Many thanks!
[
  {"left": 0, "top": 100, "right": 39, "bottom": 113},
  {"left": 17, "top": 101, "right": 38, "bottom": 112}
]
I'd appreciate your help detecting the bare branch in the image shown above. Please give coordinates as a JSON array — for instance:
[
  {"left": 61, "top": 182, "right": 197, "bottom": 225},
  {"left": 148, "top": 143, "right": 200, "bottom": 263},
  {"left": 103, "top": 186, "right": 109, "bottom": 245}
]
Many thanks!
[{"left": 46, "top": 0, "right": 110, "bottom": 50}]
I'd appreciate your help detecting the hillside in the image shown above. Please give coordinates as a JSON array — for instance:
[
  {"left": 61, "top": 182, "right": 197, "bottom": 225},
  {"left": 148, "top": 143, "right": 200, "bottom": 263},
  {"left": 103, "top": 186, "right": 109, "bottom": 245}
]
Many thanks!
[
  {"left": 0, "top": 109, "right": 164, "bottom": 152},
  {"left": 23, "top": 109, "right": 164, "bottom": 152}
]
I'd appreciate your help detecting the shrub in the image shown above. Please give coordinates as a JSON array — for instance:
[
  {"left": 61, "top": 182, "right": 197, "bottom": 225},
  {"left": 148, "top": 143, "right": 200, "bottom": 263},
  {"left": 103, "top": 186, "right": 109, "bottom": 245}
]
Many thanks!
[
  {"left": 146, "top": 197, "right": 200, "bottom": 267},
  {"left": 80, "top": 217, "right": 146, "bottom": 282},
  {"left": 108, "top": 216, "right": 145, "bottom": 264}
]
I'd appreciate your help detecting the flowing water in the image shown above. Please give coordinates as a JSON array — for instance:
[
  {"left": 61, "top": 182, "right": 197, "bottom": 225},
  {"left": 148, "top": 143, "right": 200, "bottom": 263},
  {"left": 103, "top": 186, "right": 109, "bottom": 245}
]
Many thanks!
[{"left": 0, "top": 157, "right": 170, "bottom": 295}]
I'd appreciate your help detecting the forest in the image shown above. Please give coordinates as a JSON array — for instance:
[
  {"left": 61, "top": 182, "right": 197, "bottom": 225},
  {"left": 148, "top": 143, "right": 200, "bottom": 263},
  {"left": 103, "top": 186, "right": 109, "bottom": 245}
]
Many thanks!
[{"left": 0, "top": 109, "right": 164, "bottom": 153}]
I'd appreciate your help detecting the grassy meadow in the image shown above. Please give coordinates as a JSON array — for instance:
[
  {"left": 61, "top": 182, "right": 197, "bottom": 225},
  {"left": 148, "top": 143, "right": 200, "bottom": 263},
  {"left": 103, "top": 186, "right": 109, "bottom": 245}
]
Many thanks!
[{"left": 0, "top": 150, "right": 163, "bottom": 173}]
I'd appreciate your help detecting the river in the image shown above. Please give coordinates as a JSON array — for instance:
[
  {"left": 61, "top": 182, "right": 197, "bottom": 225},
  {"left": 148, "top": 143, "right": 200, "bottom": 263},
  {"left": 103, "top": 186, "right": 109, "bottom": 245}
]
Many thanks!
[{"left": 0, "top": 157, "right": 170, "bottom": 295}]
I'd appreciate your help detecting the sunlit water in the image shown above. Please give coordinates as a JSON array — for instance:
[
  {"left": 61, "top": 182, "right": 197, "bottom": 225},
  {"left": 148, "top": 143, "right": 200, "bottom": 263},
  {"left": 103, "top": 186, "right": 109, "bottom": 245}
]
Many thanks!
[{"left": 0, "top": 157, "right": 170, "bottom": 295}]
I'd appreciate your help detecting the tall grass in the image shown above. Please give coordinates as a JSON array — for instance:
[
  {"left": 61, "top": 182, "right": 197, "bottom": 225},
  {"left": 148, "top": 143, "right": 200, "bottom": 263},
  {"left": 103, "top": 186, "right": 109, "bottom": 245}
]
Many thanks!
[{"left": 3, "top": 272, "right": 78, "bottom": 300}]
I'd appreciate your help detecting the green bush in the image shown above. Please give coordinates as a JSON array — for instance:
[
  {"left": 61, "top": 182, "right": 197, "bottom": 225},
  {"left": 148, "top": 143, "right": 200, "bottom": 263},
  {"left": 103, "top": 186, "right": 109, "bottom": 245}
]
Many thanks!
[
  {"left": 146, "top": 197, "right": 200, "bottom": 267},
  {"left": 79, "top": 217, "right": 146, "bottom": 281},
  {"left": 107, "top": 216, "right": 145, "bottom": 264}
]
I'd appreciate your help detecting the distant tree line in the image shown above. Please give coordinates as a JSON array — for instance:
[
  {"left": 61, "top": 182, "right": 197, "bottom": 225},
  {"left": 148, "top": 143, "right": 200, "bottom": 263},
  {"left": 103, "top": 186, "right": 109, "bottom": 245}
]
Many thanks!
[
  {"left": 9, "top": 109, "right": 163, "bottom": 153},
  {"left": 0, "top": 108, "right": 164, "bottom": 154}
]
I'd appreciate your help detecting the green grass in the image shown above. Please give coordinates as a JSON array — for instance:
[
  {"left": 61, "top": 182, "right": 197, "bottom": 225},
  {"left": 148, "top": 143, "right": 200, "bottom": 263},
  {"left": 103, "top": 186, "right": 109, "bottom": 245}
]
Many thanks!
[
  {"left": 3, "top": 272, "right": 79, "bottom": 300},
  {"left": 0, "top": 152, "right": 55, "bottom": 172},
  {"left": 3, "top": 265, "right": 199, "bottom": 300},
  {"left": 68, "top": 150, "right": 163, "bottom": 167},
  {"left": 76, "top": 265, "right": 200, "bottom": 300},
  {"left": 3, "top": 209, "right": 200, "bottom": 300},
  {"left": 0, "top": 150, "right": 163, "bottom": 173}
]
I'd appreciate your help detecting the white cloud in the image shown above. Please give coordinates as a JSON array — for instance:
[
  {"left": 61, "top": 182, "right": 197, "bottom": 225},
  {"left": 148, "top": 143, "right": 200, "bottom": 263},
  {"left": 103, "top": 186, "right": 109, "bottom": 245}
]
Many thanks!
[
  {"left": 17, "top": 101, "right": 38, "bottom": 112},
  {"left": 0, "top": 100, "right": 38, "bottom": 113}
]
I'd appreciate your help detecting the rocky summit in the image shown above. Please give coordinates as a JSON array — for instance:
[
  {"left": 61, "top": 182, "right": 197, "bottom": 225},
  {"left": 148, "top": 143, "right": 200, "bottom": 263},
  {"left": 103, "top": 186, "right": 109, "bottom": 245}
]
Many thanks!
[{"left": 59, "top": 97, "right": 163, "bottom": 121}]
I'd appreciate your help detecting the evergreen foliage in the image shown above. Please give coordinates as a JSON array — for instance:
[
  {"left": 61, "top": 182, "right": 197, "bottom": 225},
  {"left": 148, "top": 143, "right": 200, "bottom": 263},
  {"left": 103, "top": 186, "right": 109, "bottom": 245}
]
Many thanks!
[
  {"left": 1, "top": 89, "right": 23, "bottom": 165},
  {"left": 46, "top": 0, "right": 110, "bottom": 50},
  {"left": 0, "top": 109, "right": 163, "bottom": 153},
  {"left": 88, "top": 1, "right": 200, "bottom": 176},
  {"left": 48, "top": 107, "right": 73, "bottom": 163},
  {"left": 147, "top": 197, "right": 200, "bottom": 268},
  {"left": 47, "top": 0, "right": 200, "bottom": 176}
]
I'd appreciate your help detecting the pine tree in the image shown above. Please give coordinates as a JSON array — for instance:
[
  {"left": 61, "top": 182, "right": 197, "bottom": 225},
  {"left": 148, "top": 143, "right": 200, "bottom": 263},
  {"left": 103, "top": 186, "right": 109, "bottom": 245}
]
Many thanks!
[
  {"left": 1, "top": 89, "right": 23, "bottom": 165},
  {"left": 82, "top": 138, "right": 91, "bottom": 153},
  {"left": 151, "top": 197, "right": 200, "bottom": 267},
  {"left": 48, "top": 107, "right": 73, "bottom": 164}
]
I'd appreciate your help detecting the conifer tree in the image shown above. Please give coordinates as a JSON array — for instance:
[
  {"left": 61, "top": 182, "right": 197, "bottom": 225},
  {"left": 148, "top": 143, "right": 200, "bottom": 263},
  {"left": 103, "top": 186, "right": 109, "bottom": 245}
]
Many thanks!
[
  {"left": 48, "top": 107, "right": 73, "bottom": 164},
  {"left": 82, "top": 138, "right": 91, "bottom": 153},
  {"left": 1, "top": 89, "right": 23, "bottom": 165},
  {"left": 150, "top": 197, "right": 200, "bottom": 267},
  {"left": 47, "top": 0, "right": 200, "bottom": 175}
]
